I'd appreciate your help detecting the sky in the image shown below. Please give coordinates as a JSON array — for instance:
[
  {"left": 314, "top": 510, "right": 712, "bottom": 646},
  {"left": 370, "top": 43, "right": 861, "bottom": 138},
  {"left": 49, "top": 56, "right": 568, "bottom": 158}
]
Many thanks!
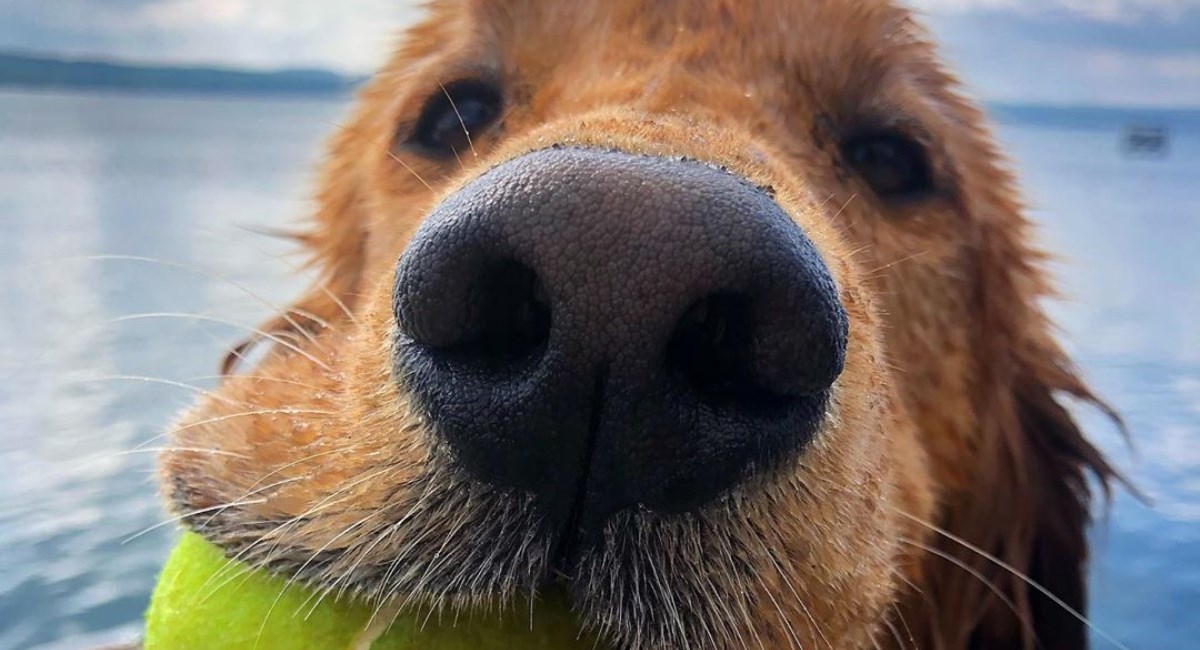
[{"left": 0, "top": 0, "right": 1197, "bottom": 107}]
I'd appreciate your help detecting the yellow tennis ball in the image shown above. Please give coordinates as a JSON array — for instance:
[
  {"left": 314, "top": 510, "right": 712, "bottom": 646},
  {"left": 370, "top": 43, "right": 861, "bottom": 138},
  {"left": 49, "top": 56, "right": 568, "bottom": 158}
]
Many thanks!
[{"left": 145, "top": 532, "right": 595, "bottom": 649}]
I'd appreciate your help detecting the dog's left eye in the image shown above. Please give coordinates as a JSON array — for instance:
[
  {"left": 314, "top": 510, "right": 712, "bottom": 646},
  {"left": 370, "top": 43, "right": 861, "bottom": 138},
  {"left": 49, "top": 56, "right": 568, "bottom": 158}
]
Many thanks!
[
  {"left": 841, "top": 131, "right": 934, "bottom": 199},
  {"left": 411, "top": 79, "right": 504, "bottom": 156}
]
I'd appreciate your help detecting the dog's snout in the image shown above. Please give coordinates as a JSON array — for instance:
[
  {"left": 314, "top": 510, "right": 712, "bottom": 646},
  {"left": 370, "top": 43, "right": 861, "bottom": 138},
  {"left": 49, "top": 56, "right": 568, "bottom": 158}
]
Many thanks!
[{"left": 393, "top": 147, "right": 847, "bottom": 535}]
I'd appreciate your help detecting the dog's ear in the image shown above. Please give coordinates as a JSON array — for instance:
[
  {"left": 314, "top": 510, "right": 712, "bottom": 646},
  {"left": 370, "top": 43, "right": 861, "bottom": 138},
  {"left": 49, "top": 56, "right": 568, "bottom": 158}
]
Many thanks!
[
  {"left": 222, "top": 117, "right": 370, "bottom": 375},
  {"left": 917, "top": 221, "right": 1123, "bottom": 649},
  {"left": 917, "top": 336, "right": 1121, "bottom": 650},
  {"left": 1003, "top": 355, "right": 1119, "bottom": 650}
]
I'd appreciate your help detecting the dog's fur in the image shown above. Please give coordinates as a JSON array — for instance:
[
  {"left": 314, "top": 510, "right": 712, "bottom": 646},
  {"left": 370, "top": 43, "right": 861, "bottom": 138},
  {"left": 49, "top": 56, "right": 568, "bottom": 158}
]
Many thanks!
[{"left": 160, "top": 1, "right": 1119, "bottom": 648}]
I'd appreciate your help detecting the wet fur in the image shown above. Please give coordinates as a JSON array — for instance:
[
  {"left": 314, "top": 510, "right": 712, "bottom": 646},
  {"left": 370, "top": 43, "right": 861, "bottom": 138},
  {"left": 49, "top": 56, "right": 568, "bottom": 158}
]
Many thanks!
[{"left": 161, "top": 1, "right": 1118, "bottom": 648}]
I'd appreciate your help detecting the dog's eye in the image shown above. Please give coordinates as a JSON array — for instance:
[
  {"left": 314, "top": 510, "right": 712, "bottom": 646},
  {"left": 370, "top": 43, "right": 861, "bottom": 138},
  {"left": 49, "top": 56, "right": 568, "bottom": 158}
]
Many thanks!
[
  {"left": 411, "top": 79, "right": 503, "bottom": 156},
  {"left": 841, "top": 131, "right": 934, "bottom": 199}
]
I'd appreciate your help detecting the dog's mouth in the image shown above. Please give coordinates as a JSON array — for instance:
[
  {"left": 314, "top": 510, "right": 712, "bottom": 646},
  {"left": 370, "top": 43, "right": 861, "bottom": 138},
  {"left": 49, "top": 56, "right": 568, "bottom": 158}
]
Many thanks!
[{"left": 171, "top": 441, "right": 814, "bottom": 649}]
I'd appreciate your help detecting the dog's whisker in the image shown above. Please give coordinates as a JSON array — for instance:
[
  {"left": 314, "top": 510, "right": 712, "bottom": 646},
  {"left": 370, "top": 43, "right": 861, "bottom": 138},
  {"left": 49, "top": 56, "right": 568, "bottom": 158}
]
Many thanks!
[
  {"left": 861, "top": 249, "right": 932, "bottom": 278},
  {"left": 753, "top": 531, "right": 830, "bottom": 649},
  {"left": 62, "top": 446, "right": 249, "bottom": 476},
  {"left": 314, "top": 516, "right": 411, "bottom": 611},
  {"left": 262, "top": 510, "right": 380, "bottom": 638},
  {"left": 171, "top": 407, "right": 336, "bottom": 430},
  {"left": 182, "top": 374, "right": 329, "bottom": 392},
  {"left": 447, "top": 136, "right": 466, "bottom": 171},
  {"left": 370, "top": 477, "right": 445, "bottom": 604},
  {"left": 124, "top": 497, "right": 269, "bottom": 544},
  {"left": 134, "top": 407, "right": 335, "bottom": 450},
  {"left": 114, "top": 446, "right": 249, "bottom": 458},
  {"left": 831, "top": 193, "right": 859, "bottom": 221},
  {"left": 317, "top": 284, "right": 360, "bottom": 327},
  {"left": 192, "top": 227, "right": 361, "bottom": 328},
  {"left": 241, "top": 446, "right": 359, "bottom": 493},
  {"left": 643, "top": 527, "right": 685, "bottom": 645},
  {"left": 712, "top": 528, "right": 766, "bottom": 650},
  {"left": 897, "top": 538, "right": 1032, "bottom": 639},
  {"left": 438, "top": 81, "right": 479, "bottom": 160},
  {"left": 108, "top": 313, "right": 332, "bottom": 371},
  {"left": 69, "top": 374, "right": 241, "bottom": 406},
  {"left": 387, "top": 151, "right": 436, "bottom": 194},
  {"left": 352, "top": 488, "right": 456, "bottom": 615},
  {"left": 751, "top": 558, "right": 803, "bottom": 648},
  {"left": 192, "top": 468, "right": 398, "bottom": 606},
  {"left": 694, "top": 574, "right": 728, "bottom": 649},
  {"left": 889, "top": 602, "right": 918, "bottom": 650},
  {"left": 80, "top": 254, "right": 329, "bottom": 353},
  {"left": 275, "top": 307, "right": 334, "bottom": 335},
  {"left": 256, "top": 466, "right": 401, "bottom": 566},
  {"left": 58, "top": 443, "right": 245, "bottom": 478},
  {"left": 196, "top": 476, "right": 307, "bottom": 531},
  {"left": 844, "top": 243, "right": 873, "bottom": 261},
  {"left": 133, "top": 476, "right": 303, "bottom": 546},
  {"left": 880, "top": 611, "right": 907, "bottom": 650},
  {"left": 892, "top": 507, "right": 1132, "bottom": 650}
]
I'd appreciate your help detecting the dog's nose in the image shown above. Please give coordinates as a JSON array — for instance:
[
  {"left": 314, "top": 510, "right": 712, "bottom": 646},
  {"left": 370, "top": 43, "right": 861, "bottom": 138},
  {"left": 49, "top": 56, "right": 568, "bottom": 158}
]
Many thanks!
[{"left": 393, "top": 147, "right": 847, "bottom": 533}]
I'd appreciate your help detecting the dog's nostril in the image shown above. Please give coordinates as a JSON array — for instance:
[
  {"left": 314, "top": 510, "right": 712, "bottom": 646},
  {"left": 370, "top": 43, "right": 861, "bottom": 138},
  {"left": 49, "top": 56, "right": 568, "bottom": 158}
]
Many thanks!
[
  {"left": 666, "top": 294, "right": 791, "bottom": 414},
  {"left": 436, "top": 260, "right": 551, "bottom": 371}
]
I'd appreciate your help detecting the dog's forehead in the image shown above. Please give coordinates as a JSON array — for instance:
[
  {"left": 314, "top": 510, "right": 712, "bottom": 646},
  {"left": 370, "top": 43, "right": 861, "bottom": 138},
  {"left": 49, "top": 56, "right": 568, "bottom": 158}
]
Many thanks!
[
  {"left": 451, "top": 0, "right": 932, "bottom": 111},
  {"left": 474, "top": 0, "right": 914, "bottom": 55}
]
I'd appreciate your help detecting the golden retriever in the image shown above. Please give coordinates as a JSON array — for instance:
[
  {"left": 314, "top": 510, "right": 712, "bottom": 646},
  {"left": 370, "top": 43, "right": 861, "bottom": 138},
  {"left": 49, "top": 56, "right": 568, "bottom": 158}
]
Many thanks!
[{"left": 160, "top": 1, "right": 1119, "bottom": 647}]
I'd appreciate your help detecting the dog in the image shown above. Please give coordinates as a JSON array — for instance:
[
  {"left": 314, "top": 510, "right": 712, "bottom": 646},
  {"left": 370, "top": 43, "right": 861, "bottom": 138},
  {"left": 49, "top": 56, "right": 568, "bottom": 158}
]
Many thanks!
[{"left": 160, "top": 1, "right": 1120, "bottom": 647}]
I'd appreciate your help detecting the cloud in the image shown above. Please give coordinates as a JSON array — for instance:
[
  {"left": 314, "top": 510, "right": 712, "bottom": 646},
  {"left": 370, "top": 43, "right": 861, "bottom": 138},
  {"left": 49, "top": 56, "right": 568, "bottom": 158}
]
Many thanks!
[
  {"left": 0, "top": 0, "right": 418, "bottom": 72},
  {"left": 914, "top": 3, "right": 1200, "bottom": 105},
  {"left": 909, "top": 0, "right": 1199, "bottom": 22},
  {"left": 0, "top": 0, "right": 1197, "bottom": 105},
  {"left": 120, "top": 0, "right": 417, "bottom": 72}
]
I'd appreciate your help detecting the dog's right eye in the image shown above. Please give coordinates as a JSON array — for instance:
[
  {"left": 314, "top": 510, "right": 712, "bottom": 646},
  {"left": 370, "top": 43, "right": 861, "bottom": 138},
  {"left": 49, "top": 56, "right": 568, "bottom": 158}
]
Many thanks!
[
  {"left": 409, "top": 80, "right": 504, "bottom": 157},
  {"left": 840, "top": 130, "right": 935, "bottom": 199}
]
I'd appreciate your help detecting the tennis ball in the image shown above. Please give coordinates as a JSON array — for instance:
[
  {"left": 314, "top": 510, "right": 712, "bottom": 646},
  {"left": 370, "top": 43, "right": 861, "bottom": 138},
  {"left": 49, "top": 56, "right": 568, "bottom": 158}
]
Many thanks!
[{"left": 145, "top": 532, "right": 595, "bottom": 649}]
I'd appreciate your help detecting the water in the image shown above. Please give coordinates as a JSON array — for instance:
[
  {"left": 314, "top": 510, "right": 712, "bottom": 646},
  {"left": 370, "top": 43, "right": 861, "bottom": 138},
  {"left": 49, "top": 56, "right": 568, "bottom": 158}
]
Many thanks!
[{"left": 0, "top": 89, "right": 1196, "bottom": 648}]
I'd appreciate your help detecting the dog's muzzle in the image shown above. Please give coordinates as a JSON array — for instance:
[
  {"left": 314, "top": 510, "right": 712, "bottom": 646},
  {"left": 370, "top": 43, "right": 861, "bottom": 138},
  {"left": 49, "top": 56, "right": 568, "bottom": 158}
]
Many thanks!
[{"left": 392, "top": 147, "right": 847, "bottom": 545}]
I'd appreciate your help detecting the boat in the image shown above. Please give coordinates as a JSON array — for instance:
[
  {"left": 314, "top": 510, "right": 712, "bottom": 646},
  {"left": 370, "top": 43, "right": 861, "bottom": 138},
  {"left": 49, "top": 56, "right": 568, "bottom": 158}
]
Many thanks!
[{"left": 1122, "top": 125, "right": 1170, "bottom": 158}]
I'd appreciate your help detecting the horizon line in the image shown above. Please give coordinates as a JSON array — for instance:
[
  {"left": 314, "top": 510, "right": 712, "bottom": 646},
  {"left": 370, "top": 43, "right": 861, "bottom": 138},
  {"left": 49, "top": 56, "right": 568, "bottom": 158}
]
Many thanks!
[{"left": 2, "top": 49, "right": 1198, "bottom": 112}]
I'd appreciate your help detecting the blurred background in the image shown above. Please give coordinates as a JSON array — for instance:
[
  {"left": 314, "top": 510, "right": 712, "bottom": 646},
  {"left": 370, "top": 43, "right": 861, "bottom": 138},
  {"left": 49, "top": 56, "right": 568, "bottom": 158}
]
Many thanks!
[{"left": 0, "top": 1, "right": 1196, "bottom": 648}]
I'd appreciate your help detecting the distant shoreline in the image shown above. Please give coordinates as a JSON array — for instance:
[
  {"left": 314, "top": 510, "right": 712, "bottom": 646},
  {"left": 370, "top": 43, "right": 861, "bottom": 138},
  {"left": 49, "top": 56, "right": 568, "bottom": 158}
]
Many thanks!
[
  {"left": 1, "top": 52, "right": 1198, "bottom": 121},
  {"left": 0, "top": 52, "right": 363, "bottom": 97}
]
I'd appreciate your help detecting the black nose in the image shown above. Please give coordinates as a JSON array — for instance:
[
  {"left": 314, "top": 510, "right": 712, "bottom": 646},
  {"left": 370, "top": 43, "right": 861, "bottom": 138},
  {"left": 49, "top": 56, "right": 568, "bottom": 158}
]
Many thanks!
[{"left": 393, "top": 147, "right": 847, "bottom": 536}]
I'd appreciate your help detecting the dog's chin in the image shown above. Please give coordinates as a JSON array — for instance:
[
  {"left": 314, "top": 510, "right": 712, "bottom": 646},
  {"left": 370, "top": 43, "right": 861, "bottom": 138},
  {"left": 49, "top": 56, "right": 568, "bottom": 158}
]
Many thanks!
[{"left": 173, "top": 450, "right": 811, "bottom": 650}]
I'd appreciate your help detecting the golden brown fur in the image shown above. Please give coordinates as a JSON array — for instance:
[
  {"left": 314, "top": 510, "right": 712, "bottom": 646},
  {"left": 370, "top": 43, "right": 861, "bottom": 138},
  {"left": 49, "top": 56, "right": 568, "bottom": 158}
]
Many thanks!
[{"left": 160, "top": 1, "right": 1118, "bottom": 647}]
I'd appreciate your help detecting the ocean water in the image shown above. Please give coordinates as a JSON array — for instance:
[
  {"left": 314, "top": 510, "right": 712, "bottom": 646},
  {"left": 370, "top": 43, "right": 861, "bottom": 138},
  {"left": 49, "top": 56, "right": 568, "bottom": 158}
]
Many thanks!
[{"left": 0, "top": 89, "right": 1196, "bottom": 649}]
